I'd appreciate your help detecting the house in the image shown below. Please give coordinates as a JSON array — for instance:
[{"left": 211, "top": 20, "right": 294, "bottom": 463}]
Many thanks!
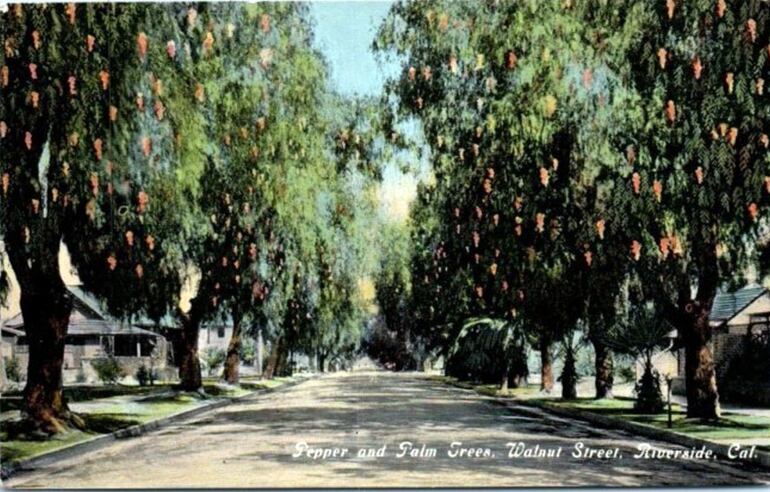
[
  {"left": 198, "top": 319, "right": 234, "bottom": 353},
  {"left": 664, "top": 284, "right": 770, "bottom": 404},
  {"left": 196, "top": 320, "right": 266, "bottom": 375},
  {"left": 129, "top": 314, "right": 265, "bottom": 375},
  {"left": 2, "top": 285, "right": 172, "bottom": 384}
]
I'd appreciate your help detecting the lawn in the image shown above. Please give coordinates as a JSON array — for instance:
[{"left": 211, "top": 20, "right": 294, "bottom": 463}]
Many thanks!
[
  {"left": 543, "top": 398, "right": 770, "bottom": 443},
  {"left": 0, "top": 375, "right": 304, "bottom": 464},
  {"left": 432, "top": 375, "right": 770, "bottom": 450}
]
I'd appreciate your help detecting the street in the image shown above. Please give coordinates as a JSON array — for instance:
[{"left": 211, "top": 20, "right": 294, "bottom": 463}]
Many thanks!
[{"left": 5, "top": 371, "right": 770, "bottom": 488}]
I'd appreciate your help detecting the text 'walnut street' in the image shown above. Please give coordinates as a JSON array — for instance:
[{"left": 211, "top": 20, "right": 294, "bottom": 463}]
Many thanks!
[{"left": 291, "top": 441, "right": 755, "bottom": 461}]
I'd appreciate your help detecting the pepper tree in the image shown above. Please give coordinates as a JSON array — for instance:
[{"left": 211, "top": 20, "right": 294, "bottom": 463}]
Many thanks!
[
  {"left": 604, "top": 0, "right": 770, "bottom": 418},
  {"left": 167, "top": 3, "right": 338, "bottom": 388},
  {"left": 376, "top": 0, "right": 633, "bottom": 394},
  {"left": 0, "top": 3, "right": 195, "bottom": 432}
]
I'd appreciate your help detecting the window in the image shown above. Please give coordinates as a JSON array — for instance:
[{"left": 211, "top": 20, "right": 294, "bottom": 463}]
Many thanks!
[
  {"left": 113, "top": 335, "right": 155, "bottom": 357},
  {"left": 114, "top": 336, "right": 136, "bottom": 357},
  {"left": 65, "top": 336, "right": 86, "bottom": 346}
]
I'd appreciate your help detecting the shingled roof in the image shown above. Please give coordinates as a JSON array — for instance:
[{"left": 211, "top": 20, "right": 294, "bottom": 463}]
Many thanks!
[
  {"left": 4, "top": 286, "right": 160, "bottom": 338},
  {"left": 710, "top": 284, "right": 767, "bottom": 325}
]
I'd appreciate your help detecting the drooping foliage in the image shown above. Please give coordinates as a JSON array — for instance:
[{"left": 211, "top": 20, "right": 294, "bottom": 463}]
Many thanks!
[{"left": 377, "top": 0, "right": 770, "bottom": 417}]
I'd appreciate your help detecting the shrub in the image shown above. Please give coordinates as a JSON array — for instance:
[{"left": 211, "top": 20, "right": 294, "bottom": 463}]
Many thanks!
[
  {"left": 4, "top": 356, "right": 21, "bottom": 382},
  {"left": 202, "top": 347, "right": 226, "bottom": 376},
  {"left": 136, "top": 365, "right": 150, "bottom": 386},
  {"left": 615, "top": 362, "right": 637, "bottom": 384},
  {"left": 634, "top": 360, "right": 664, "bottom": 414},
  {"left": 239, "top": 337, "right": 256, "bottom": 365},
  {"left": 446, "top": 318, "right": 528, "bottom": 386},
  {"left": 91, "top": 357, "right": 124, "bottom": 385},
  {"left": 136, "top": 364, "right": 158, "bottom": 386}
]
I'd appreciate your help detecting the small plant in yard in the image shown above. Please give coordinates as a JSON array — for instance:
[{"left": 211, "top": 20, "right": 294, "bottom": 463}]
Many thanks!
[
  {"left": 202, "top": 348, "right": 226, "bottom": 376},
  {"left": 75, "top": 369, "right": 87, "bottom": 384},
  {"left": 615, "top": 359, "right": 637, "bottom": 384},
  {"left": 634, "top": 361, "right": 665, "bottom": 414},
  {"left": 600, "top": 284, "right": 671, "bottom": 414},
  {"left": 136, "top": 364, "right": 158, "bottom": 386},
  {"left": 91, "top": 357, "right": 124, "bottom": 385},
  {"left": 4, "top": 356, "right": 21, "bottom": 382},
  {"left": 136, "top": 365, "right": 150, "bottom": 386},
  {"left": 239, "top": 337, "right": 257, "bottom": 366}
]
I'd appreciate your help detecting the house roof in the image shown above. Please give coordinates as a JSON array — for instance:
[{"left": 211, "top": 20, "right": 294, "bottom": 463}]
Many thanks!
[
  {"left": 5, "top": 314, "right": 160, "bottom": 337},
  {"left": 4, "top": 286, "right": 162, "bottom": 338},
  {"left": 67, "top": 285, "right": 107, "bottom": 321},
  {"left": 710, "top": 284, "right": 767, "bottom": 324}
]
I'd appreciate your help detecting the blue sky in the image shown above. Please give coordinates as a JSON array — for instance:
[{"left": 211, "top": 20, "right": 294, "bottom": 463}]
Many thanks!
[
  {"left": 309, "top": 1, "right": 397, "bottom": 97},
  {"left": 309, "top": 1, "right": 420, "bottom": 222}
]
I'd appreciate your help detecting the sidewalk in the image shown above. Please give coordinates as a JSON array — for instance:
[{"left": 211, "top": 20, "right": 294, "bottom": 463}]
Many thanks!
[
  {"left": 667, "top": 394, "right": 770, "bottom": 418},
  {"left": 528, "top": 375, "right": 770, "bottom": 419},
  {"left": 0, "top": 375, "right": 309, "bottom": 469},
  {"left": 432, "top": 375, "right": 770, "bottom": 469}
]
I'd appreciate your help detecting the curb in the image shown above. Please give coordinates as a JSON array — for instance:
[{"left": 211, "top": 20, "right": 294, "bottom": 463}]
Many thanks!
[
  {"left": 1, "top": 374, "right": 316, "bottom": 480},
  {"left": 439, "top": 379, "right": 770, "bottom": 471},
  {"left": 512, "top": 399, "right": 770, "bottom": 470}
]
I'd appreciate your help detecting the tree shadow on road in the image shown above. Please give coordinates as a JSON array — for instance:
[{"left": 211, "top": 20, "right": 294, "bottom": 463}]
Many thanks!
[{"left": 177, "top": 373, "right": 767, "bottom": 487}]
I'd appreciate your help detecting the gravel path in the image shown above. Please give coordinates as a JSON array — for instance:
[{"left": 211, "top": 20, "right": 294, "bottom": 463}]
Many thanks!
[{"left": 5, "top": 371, "right": 769, "bottom": 488}]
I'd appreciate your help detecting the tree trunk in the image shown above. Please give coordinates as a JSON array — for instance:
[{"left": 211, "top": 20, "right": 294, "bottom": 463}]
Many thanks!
[
  {"left": 6, "top": 226, "right": 79, "bottom": 433},
  {"left": 318, "top": 351, "right": 326, "bottom": 373},
  {"left": 222, "top": 307, "right": 242, "bottom": 384},
  {"left": 593, "top": 339, "right": 614, "bottom": 399},
  {"left": 683, "top": 312, "right": 720, "bottom": 419},
  {"left": 19, "top": 284, "right": 74, "bottom": 433},
  {"left": 263, "top": 336, "right": 283, "bottom": 380},
  {"left": 540, "top": 337, "right": 554, "bottom": 392},
  {"left": 500, "top": 364, "right": 509, "bottom": 392},
  {"left": 178, "top": 312, "right": 202, "bottom": 391},
  {"left": 276, "top": 348, "right": 290, "bottom": 377},
  {"left": 560, "top": 346, "right": 577, "bottom": 400}
]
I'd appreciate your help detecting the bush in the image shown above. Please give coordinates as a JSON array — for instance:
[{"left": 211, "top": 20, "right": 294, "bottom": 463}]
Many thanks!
[
  {"left": 202, "top": 347, "right": 226, "bottom": 376},
  {"left": 75, "top": 369, "right": 87, "bottom": 383},
  {"left": 240, "top": 337, "right": 256, "bottom": 365},
  {"left": 446, "top": 318, "right": 528, "bottom": 386},
  {"left": 616, "top": 363, "right": 636, "bottom": 384},
  {"left": 4, "top": 356, "right": 21, "bottom": 382},
  {"left": 136, "top": 365, "right": 151, "bottom": 386},
  {"left": 634, "top": 360, "right": 664, "bottom": 414},
  {"left": 91, "top": 357, "right": 124, "bottom": 385}
]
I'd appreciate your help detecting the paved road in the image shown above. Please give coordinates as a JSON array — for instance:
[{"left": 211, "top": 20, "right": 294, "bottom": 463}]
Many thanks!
[{"left": 5, "top": 371, "right": 770, "bottom": 488}]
